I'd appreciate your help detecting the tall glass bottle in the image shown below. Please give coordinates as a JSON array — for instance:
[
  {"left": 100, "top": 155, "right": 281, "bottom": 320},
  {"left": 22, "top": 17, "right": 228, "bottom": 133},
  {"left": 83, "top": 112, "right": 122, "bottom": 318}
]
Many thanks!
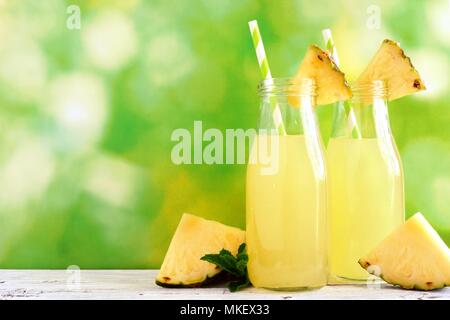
[
  {"left": 327, "top": 80, "right": 405, "bottom": 281},
  {"left": 246, "top": 78, "right": 327, "bottom": 289}
]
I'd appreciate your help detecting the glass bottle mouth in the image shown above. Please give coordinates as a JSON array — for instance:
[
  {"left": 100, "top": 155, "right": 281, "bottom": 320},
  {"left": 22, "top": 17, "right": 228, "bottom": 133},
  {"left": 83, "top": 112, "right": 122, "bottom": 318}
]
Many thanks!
[
  {"left": 258, "top": 77, "right": 317, "bottom": 97},
  {"left": 351, "top": 80, "right": 387, "bottom": 101}
]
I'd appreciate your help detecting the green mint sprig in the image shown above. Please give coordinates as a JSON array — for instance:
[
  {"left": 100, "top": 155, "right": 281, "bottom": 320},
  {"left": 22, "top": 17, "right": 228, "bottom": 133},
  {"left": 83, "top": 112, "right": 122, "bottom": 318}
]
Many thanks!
[{"left": 201, "top": 243, "right": 251, "bottom": 292}]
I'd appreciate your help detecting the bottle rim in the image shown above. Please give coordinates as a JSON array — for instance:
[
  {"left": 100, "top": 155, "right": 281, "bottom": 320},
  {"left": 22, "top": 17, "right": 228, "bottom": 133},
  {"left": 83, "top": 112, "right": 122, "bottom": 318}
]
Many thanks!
[
  {"left": 351, "top": 80, "right": 387, "bottom": 100},
  {"left": 257, "top": 77, "right": 317, "bottom": 97}
]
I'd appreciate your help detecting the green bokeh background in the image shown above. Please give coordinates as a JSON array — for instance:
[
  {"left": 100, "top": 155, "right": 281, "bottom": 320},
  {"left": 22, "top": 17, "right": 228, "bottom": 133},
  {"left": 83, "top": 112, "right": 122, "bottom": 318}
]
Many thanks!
[{"left": 0, "top": 0, "right": 449, "bottom": 268}]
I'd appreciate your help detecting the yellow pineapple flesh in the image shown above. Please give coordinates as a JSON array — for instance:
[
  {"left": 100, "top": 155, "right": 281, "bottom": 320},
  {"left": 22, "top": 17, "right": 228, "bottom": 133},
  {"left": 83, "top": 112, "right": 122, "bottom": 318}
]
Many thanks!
[
  {"left": 359, "top": 213, "right": 450, "bottom": 291},
  {"left": 356, "top": 39, "right": 426, "bottom": 101},
  {"left": 156, "top": 213, "right": 245, "bottom": 287},
  {"left": 290, "top": 45, "right": 352, "bottom": 106}
]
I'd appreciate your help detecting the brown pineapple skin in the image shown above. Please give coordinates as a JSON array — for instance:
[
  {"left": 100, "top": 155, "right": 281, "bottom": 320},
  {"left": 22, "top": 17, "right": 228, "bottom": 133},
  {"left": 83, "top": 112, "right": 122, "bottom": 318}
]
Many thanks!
[{"left": 358, "top": 259, "right": 446, "bottom": 291}]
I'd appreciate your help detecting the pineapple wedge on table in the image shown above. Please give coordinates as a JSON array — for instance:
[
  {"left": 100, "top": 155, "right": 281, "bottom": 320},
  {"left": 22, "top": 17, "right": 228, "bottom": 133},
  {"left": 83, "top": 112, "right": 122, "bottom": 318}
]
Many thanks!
[
  {"left": 356, "top": 39, "right": 426, "bottom": 100},
  {"left": 156, "top": 213, "right": 245, "bottom": 287},
  {"left": 290, "top": 45, "right": 352, "bottom": 106},
  {"left": 359, "top": 213, "right": 450, "bottom": 291}
]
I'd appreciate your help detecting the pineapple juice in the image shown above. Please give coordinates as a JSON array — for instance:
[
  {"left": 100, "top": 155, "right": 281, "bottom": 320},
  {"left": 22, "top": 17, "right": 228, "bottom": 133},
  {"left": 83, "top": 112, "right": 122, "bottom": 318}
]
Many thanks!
[
  {"left": 327, "top": 137, "right": 404, "bottom": 280},
  {"left": 246, "top": 134, "right": 327, "bottom": 289}
]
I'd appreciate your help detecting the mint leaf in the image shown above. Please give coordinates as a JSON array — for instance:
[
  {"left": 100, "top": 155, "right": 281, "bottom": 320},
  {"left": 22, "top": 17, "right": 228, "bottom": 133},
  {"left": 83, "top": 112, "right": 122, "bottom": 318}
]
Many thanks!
[
  {"left": 201, "top": 250, "right": 241, "bottom": 277},
  {"left": 229, "top": 276, "right": 251, "bottom": 292},
  {"left": 201, "top": 242, "right": 251, "bottom": 292},
  {"left": 236, "top": 258, "right": 247, "bottom": 275},
  {"left": 238, "top": 243, "right": 246, "bottom": 255}
]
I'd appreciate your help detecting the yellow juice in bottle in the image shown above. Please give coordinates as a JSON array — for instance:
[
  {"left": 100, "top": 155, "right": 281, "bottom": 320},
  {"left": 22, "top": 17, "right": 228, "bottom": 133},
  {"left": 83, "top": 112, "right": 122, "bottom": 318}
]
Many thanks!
[
  {"left": 246, "top": 134, "right": 327, "bottom": 289},
  {"left": 327, "top": 137, "right": 404, "bottom": 280}
]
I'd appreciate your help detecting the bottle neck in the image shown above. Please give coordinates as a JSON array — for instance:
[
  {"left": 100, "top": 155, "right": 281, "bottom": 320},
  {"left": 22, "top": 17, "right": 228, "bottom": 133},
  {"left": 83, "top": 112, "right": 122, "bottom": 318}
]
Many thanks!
[
  {"left": 331, "top": 81, "right": 391, "bottom": 139},
  {"left": 257, "top": 78, "right": 318, "bottom": 135},
  {"left": 258, "top": 77, "right": 316, "bottom": 100}
]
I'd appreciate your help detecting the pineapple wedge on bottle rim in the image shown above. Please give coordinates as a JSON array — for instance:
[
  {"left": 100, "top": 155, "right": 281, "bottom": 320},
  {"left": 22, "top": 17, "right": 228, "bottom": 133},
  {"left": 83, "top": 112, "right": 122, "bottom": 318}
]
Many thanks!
[
  {"left": 289, "top": 44, "right": 352, "bottom": 107},
  {"left": 356, "top": 39, "right": 426, "bottom": 101}
]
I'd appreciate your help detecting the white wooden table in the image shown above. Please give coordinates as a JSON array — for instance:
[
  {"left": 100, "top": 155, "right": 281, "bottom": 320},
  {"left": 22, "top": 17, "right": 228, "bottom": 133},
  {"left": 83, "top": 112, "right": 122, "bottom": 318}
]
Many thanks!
[{"left": 0, "top": 270, "right": 449, "bottom": 300}]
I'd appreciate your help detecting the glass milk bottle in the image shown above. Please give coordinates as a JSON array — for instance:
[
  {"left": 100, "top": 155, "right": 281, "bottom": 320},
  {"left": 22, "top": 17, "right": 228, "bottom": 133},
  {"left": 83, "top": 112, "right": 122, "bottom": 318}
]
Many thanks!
[
  {"left": 246, "top": 78, "right": 327, "bottom": 289},
  {"left": 327, "top": 80, "right": 405, "bottom": 281}
]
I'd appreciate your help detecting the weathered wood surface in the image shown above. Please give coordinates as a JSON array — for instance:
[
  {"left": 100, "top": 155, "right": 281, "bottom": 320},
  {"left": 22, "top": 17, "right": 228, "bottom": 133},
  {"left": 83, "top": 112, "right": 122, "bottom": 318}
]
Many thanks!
[{"left": 0, "top": 270, "right": 448, "bottom": 300}]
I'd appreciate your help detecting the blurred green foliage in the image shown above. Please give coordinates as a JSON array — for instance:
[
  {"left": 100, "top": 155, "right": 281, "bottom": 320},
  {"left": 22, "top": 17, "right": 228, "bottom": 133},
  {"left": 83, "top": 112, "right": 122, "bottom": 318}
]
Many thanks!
[{"left": 0, "top": 0, "right": 449, "bottom": 268}]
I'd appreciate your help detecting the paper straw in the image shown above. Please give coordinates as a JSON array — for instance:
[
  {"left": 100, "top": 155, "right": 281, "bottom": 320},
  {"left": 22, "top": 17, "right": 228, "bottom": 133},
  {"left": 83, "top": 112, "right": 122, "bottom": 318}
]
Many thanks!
[
  {"left": 322, "top": 28, "right": 361, "bottom": 139},
  {"left": 322, "top": 29, "right": 340, "bottom": 66},
  {"left": 249, "top": 20, "right": 286, "bottom": 135}
]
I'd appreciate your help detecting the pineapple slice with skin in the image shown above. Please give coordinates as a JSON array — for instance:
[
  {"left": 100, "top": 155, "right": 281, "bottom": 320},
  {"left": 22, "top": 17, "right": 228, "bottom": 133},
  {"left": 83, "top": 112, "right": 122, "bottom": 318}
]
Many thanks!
[
  {"left": 156, "top": 213, "right": 245, "bottom": 287},
  {"left": 290, "top": 45, "right": 352, "bottom": 107},
  {"left": 359, "top": 213, "right": 450, "bottom": 291},
  {"left": 356, "top": 39, "right": 426, "bottom": 101}
]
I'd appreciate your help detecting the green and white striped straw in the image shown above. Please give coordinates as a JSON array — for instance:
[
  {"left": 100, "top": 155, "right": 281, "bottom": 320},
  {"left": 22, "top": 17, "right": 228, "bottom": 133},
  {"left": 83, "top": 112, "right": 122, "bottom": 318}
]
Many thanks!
[
  {"left": 248, "top": 20, "right": 286, "bottom": 135},
  {"left": 322, "top": 28, "right": 341, "bottom": 67},
  {"left": 322, "top": 28, "right": 361, "bottom": 139}
]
